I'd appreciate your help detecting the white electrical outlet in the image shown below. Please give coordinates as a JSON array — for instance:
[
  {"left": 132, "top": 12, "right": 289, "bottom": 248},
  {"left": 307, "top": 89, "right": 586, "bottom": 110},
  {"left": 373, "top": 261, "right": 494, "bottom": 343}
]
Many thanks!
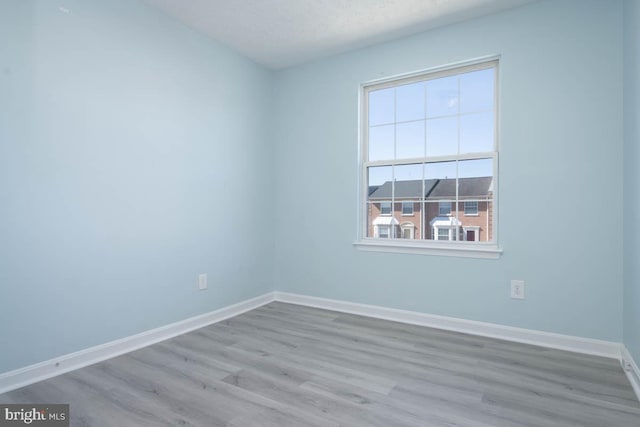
[
  {"left": 198, "top": 273, "right": 207, "bottom": 290},
  {"left": 510, "top": 280, "right": 525, "bottom": 299}
]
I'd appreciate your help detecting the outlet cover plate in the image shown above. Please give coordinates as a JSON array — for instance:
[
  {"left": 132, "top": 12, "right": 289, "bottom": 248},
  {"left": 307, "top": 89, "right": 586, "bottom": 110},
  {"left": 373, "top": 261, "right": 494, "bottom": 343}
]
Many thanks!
[
  {"left": 198, "top": 273, "right": 207, "bottom": 290},
  {"left": 511, "top": 280, "right": 525, "bottom": 299}
]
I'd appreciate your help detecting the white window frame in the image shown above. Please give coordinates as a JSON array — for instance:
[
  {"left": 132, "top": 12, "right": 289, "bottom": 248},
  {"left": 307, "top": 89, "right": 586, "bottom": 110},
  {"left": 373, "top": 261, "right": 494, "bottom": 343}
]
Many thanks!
[
  {"left": 401, "top": 201, "right": 414, "bottom": 216},
  {"left": 354, "top": 56, "right": 502, "bottom": 259},
  {"left": 464, "top": 200, "right": 479, "bottom": 216}
]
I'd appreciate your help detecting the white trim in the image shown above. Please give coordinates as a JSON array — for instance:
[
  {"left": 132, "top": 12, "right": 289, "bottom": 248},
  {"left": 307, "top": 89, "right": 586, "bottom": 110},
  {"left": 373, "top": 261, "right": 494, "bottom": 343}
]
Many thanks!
[
  {"left": 354, "top": 239, "right": 502, "bottom": 259},
  {"left": 273, "top": 292, "right": 622, "bottom": 359},
  {"left": 361, "top": 54, "right": 502, "bottom": 88},
  {"left": 621, "top": 346, "right": 640, "bottom": 401},
  {"left": 365, "top": 152, "right": 496, "bottom": 167},
  {"left": 0, "top": 292, "right": 276, "bottom": 394}
]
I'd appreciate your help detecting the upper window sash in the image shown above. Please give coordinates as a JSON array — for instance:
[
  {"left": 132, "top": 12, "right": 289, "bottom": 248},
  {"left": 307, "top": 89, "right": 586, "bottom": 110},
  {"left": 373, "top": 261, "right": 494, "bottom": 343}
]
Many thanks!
[{"left": 362, "top": 59, "right": 498, "bottom": 169}]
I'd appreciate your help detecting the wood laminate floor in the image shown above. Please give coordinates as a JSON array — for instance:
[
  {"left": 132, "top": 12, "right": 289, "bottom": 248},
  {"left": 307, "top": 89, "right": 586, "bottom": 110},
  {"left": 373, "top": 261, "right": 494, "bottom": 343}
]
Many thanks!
[{"left": 1, "top": 302, "right": 639, "bottom": 426}]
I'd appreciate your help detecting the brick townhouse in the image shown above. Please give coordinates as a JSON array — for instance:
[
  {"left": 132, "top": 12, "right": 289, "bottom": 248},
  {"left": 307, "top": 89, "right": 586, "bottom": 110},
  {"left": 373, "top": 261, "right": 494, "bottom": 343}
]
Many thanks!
[{"left": 367, "top": 177, "right": 493, "bottom": 242}]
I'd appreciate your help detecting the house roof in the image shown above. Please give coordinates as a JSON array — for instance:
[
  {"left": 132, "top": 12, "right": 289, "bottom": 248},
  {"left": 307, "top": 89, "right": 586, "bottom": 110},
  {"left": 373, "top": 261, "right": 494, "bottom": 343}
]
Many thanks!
[
  {"left": 369, "top": 179, "right": 438, "bottom": 199},
  {"left": 430, "top": 216, "right": 462, "bottom": 227},
  {"left": 428, "top": 177, "right": 493, "bottom": 199},
  {"left": 368, "top": 177, "right": 492, "bottom": 200},
  {"left": 372, "top": 216, "right": 400, "bottom": 226}
]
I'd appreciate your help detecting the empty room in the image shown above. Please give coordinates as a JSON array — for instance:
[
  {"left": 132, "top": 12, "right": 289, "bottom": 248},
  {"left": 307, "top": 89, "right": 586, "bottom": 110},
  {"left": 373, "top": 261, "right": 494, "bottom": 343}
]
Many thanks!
[{"left": 1, "top": 0, "right": 640, "bottom": 425}]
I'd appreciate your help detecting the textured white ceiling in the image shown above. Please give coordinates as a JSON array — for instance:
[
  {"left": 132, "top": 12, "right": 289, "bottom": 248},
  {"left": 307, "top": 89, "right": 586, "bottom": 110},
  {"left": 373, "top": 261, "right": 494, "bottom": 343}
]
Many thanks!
[{"left": 143, "top": 0, "right": 538, "bottom": 69}]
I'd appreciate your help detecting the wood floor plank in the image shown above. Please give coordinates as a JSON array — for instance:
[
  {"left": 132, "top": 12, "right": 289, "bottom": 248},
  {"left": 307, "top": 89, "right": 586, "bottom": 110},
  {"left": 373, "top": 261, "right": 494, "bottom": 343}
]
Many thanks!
[{"left": 1, "top": 301, "right": 638, "bottom": 426}]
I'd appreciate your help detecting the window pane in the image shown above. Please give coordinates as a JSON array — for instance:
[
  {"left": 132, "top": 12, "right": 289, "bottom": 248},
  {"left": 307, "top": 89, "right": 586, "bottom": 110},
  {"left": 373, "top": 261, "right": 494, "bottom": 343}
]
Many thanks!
[
  {"left": 460, "top": 68, "right": 494, "bottom": 114},
  {"left": 425, "top": 161, "right": 457, "bottom": 223},
  {"left": 424, "top": 160, "right": 456, "bottom": 180},
  {"left": 458, "top": 158, "right": 493, "bottom": 179},
  {"left": 402, "top": 201, "right": 414, "bottom": 215},
  {"left": 426, "top": 75, "right": 458, "bottom": 118},
  {"left": 460, "top": 201, "right": 492, "bottom": 242},
  {"left": 458, "top": 158, "right": 494, "bottom": 242},
  {"left": 424, "top": 161, "right": 458, "bottom": 241},
  {"left": 367, "top": 166, "right": 392, "bottom": 238},
  {"left": 396, "top": 81, "right": 425, "bottom": 122},
  {"left": 368, "top": 124, "right": 394, "bottom": 161},
  {"left": 426, "top": 117, "right": 458, "bottom": 157},
  {"left": 369, "top": 88, "right": 394, "bottom": 126},
  {"left": 394, "top": 163, "right": 423, "bottom": 182},
  {"left": 392, "top": 164, "right": 423, "bottom": 240},
  {"left": 425, "top": 201, "right": 460, "bottom": 241},
  {"left": 464, "top": 201, "right": 478, "bottom": 215},
  {"left": 368, "top": 165, "right": 393, "bottom": 187},
  {"left": 439, "top": 201, "right": 452, "bottom": 216},
  {"left": 483, "top": 202, "right": 493, "bottom": 242},
  {"left": 424, "top": 201, "right": 438, "bottom": 241},
  {"left": 396, "top": 120, "right": 425, "bottom": 160},
  {"left": 460, "top": 112, "right": 494, "bottom": 154}
]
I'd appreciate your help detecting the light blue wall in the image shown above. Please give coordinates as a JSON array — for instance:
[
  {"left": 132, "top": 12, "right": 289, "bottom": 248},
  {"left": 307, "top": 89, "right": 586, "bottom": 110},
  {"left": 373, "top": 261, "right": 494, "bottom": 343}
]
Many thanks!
[
  {"left": 0, "top": 0, "right": 274, "bottom": 373},
  {"left": 0, "top": 0, "right": 630, "bottom": 376},
  {"left": 273, "top": 0, "right": 624, "bottom": 341},
  {"left": 624, "top": 0, "right": 640, "bottom": 362}
]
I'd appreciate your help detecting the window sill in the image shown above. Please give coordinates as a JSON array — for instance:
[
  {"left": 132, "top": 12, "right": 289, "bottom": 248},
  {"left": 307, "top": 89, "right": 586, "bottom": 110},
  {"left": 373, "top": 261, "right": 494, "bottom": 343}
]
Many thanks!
[{"left": 353, "top": 239, "right": 502, "bottom": 259}]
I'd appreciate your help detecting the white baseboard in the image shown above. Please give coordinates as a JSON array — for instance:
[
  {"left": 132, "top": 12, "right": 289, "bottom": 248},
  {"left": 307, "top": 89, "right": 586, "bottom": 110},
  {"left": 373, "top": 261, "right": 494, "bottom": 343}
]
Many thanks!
[
  {"left": 0, "top": 292, "right": 276, "bottom": 395},
  {"left": 273, "top": 292, "right": 622, "bottom": 359},
  {"left": 0, "top": 290, "right": 630, "bottom": 398},
  {"left": 621, "top": 346, "right": 640, "bottom": 401}
]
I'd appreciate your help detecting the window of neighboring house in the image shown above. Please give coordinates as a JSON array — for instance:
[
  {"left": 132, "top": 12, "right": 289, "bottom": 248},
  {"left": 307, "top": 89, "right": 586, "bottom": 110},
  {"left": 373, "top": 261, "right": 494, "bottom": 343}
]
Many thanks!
[
  {"left": 378, "top": 225, "right": 390, "bottom": 238},
  {"left": 437, "top": 228, "right": 450, "bottom": 241},
  {"left": 439, "top": 201, "right": 451, "bottom": 216},
  {"left": 358, "top": 58, "right": 501, "bottom": 258},
  {"left": 380, "top": 202, "right": 392, "bottom": 215},
  {"left": 464, "top": 200, "right": 478, "bottom": 216}
]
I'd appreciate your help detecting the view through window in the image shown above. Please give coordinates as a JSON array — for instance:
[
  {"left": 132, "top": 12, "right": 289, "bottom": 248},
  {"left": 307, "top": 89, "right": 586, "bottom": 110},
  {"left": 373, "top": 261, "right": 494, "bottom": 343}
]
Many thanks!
[{"left": 362, "top": 60, "right": 498, "bottom": 244}]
